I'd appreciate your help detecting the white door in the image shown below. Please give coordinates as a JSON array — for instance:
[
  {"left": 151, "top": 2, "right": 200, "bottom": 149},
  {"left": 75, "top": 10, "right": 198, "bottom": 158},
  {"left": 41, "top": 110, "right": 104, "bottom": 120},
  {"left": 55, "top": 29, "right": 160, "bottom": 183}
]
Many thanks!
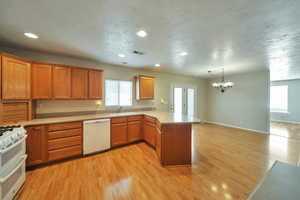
[{"left": 170, "top": 85, "right": 197, "bottom": 116}]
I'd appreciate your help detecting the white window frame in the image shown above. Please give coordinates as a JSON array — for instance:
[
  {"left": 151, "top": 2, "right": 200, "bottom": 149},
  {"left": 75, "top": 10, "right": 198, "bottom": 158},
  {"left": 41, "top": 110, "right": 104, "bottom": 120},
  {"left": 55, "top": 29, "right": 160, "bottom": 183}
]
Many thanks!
[
  {"left": 270, "top": 85, "right": 288, "bottom": 113},
  {"left": 105, "top": 79, "right": 133, "bottom": 107}
]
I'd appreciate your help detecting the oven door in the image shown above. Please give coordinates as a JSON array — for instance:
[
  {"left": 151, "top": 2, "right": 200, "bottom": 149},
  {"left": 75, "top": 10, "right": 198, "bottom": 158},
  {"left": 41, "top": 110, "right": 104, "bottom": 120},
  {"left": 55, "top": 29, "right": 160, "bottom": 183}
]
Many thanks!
[
  {"left": 0, "top": 135, "right": 27, "bottom": 176},
  {"left": 0, "top": 155, "right": 27, "bottom": 200}
]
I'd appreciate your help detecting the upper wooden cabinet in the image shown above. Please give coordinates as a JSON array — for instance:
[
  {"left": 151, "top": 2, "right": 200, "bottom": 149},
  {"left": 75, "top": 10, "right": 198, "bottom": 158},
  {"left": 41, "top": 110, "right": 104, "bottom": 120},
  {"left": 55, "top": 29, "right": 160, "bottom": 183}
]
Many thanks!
[
  {"left": 1, "top": 55, "right": 31, "bottom": 100},
  {"left": 71, "top": 68, "right": 88, "bottom": 99},
  {"left": 0, "top": 53, "right": 104, "bottom": 102},
  {"left": 136, "top": 75, "right": 155, "bottom": 100},
  {"left": 88, "top": 70, "right": 103, "bottom": 99},
  {"left": 52, "top": 65, "right": 71, "bottom": 99},
  {"left": 31, "top": 62, "right": 52, "bottom": 99}
]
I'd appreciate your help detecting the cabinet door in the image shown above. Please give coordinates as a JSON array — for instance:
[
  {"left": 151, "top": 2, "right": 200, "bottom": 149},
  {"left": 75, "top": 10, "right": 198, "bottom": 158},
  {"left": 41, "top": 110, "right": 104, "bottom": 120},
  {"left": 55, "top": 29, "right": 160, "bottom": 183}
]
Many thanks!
[
  {"left": 128, "top": 121, "right": 142, "bottom": 142},
  {"left": 139, "top": 76, "right": 154, "bottom": 100},
  {"left": 71, "top": 68, "right": 88, "bottom": 99},
  {"left": 52, "top": 66, "right": 71, "bottom": 99},
  {"left": 32, "top": 63, "right": 52, "bottom": 99},
  {"left": 111, "top": 123, "right": 127, "bottom": 147},
  {"left": 88, "top": 70, "right": 103, "bottom": 99},
  {"left": 2, "top": 56, "right": 31, "bottom": 100},
  {"left": 26, "top": 126, "right": 48, "bottom": 166},
  {"left": 144, "top": 122, "right": 156, "bottom": 147}
]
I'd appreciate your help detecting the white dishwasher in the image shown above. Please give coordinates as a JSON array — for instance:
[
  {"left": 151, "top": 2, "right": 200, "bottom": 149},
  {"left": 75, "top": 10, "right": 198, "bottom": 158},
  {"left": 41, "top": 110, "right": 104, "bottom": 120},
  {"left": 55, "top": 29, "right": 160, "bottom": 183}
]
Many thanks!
[{"left": 83, "top": 119, "right": 111, "bottom": 155}]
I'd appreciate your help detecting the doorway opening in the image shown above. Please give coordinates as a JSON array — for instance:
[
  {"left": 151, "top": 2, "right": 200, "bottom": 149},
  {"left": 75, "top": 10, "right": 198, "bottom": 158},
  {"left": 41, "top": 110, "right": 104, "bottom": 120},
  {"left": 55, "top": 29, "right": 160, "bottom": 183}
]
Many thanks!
[{"left": 170, "top": 85, "right": 197, "bottom": 117}]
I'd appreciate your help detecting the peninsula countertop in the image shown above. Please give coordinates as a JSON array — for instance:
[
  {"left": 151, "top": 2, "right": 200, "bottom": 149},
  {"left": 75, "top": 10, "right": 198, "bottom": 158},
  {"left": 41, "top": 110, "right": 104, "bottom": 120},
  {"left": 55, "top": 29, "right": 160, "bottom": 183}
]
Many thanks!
[{"left": 17, "top": 111, "right": 201, "bottom": 127}]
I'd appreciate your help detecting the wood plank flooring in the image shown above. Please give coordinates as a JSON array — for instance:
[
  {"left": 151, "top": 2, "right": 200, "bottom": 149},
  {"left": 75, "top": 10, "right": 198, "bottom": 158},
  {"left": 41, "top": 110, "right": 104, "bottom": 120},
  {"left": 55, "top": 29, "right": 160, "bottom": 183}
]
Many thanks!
[
  {"left": 17, "top": 124, "right": 300, "bottom": 200},
  {"left": 271, "top": 121, "right": 300, "bottom": 140}
]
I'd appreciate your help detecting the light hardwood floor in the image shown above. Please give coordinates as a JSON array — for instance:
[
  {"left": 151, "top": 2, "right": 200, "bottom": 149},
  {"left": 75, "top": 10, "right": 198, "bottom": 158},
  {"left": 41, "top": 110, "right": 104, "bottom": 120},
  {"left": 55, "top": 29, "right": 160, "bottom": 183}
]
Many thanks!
[
  {"left": 18, "top": 124, "right": 300, "bottom": 200},
  {"left": 271, "top": 121, "right": 300, "bottom": 140}
]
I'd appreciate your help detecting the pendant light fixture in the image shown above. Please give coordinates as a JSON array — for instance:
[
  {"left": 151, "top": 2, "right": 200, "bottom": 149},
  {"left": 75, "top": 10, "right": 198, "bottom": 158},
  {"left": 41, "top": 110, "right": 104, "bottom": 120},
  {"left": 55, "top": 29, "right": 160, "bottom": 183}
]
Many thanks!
[{"left": 212, "top": 68, "right": 234, "bottom": 93}]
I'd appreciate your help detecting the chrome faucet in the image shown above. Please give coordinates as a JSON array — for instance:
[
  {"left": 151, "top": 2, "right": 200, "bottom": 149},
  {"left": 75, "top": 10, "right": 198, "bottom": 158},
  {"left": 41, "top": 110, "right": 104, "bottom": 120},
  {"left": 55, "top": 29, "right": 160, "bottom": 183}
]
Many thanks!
[{"left": 118, "top": 106, "right": 123, "bottom": 113}]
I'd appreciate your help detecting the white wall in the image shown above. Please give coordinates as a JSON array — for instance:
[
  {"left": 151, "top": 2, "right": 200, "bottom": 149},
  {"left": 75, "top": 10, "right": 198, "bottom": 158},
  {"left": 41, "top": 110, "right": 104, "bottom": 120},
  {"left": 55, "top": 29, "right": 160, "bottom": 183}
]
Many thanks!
[
  {"left": 206, "top": 71, "right": 270, "bottom": 133},
  {"left": 271, "top": 79, "right": 300, "bottom": 123},
  {"left": 0, "top": 46, "right": 207, "bottom": 120}
]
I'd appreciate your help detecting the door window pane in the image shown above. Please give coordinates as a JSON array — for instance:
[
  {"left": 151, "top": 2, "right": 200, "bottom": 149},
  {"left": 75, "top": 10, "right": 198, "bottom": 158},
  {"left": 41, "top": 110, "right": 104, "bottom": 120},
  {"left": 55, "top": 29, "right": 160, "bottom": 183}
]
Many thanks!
[
  {"left": 174, "top": 88, "right": 183, "bottom": 114},
  {"left": 187, "top": 88, "right": 195, "bottom": 116}
]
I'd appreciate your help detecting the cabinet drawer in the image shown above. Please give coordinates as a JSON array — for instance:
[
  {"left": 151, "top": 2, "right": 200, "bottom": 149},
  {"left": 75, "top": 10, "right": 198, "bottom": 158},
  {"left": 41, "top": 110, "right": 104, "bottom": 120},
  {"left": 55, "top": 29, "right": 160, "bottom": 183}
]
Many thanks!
[
  {"left": 111, "top": 117, "right": 127, "bottom": 124},
  {"left": 48, "top": 145, "right": 82, "bottom": 161},
  {"left": 144, "top": 116, "right": 156, "bottom": 124},
  {"left": 128, "top": 115, "right": 143, "bottom": 122},
  {"left": 48, "top": 136, "right": 82, "bottom": 151},
  {"left": 48, "top": 128, "right": 82, "bottom": 139},
  {"left": 48, "top": 122, "right": 82, "bottom": 131}
]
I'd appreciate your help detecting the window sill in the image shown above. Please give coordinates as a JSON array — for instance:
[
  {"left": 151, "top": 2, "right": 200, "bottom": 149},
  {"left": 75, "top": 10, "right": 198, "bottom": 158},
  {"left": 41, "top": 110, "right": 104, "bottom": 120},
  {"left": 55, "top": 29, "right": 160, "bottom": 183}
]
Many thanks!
[{"left": 271, "top": 110, "right": 289, "bottom": 114}]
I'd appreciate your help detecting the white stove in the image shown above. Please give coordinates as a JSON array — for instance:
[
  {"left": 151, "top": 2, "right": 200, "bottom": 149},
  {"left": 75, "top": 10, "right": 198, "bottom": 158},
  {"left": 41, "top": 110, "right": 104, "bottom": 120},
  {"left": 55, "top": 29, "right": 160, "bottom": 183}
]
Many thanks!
[{"left": 0, "top": 126, "right": 27, "bottom": 200}]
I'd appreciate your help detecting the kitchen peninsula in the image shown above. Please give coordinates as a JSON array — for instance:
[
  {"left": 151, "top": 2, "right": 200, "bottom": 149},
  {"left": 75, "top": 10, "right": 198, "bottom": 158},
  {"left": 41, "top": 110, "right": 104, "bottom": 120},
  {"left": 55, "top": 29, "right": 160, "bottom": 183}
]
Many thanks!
[{"left": 23, "top": 111, "right": 200, "bottom": 167}]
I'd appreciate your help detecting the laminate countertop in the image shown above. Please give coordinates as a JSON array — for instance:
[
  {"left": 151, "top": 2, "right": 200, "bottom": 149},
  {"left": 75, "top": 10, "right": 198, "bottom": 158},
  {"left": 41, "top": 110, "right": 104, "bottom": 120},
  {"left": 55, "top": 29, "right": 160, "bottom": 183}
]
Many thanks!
[
  {"left": 18, "top": 111, "right": 201, "bottom": 127},
  {"left": 247, "top": 161, "right": 300, "bottom": 200}
]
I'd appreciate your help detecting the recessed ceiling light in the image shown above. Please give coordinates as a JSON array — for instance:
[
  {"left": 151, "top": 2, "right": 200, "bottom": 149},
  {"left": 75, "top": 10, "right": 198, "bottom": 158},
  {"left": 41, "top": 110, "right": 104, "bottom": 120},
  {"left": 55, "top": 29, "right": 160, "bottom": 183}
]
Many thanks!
[
  {"left": 179, "top": 51, "right": 188, "bottom": 56},
  {"left": 155, "top": 64, "right": 160, "bottom": 67},
  {"left": 136, "top": 30, "right": 147, "bottom": 37},
  {"left": 118, "top": 53, "right": 126, "bottom": 58},
  {"left": 24, "top": 32, "right": 39, "bottom": 39}
]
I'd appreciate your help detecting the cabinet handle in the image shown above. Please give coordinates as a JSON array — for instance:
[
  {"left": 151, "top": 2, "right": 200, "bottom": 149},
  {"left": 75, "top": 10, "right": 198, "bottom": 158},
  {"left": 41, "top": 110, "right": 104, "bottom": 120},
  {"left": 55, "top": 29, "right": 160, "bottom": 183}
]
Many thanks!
[{"left": 32, "top": 127, "right": 41, "bottom": 131}]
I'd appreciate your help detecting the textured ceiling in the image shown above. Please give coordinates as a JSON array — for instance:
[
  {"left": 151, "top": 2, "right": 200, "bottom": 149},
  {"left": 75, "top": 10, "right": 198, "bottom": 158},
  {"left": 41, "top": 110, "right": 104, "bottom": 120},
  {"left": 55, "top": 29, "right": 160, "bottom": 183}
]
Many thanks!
[{"left": 0, "top": 0, "right": 300, "bottom": 80}]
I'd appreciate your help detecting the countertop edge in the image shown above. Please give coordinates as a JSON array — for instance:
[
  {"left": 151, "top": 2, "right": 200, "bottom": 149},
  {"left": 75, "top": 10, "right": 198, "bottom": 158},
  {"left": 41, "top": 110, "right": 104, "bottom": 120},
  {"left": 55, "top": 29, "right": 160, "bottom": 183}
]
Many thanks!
[{"left": 12, "top": 112, "right": 201, "bottom": 127}]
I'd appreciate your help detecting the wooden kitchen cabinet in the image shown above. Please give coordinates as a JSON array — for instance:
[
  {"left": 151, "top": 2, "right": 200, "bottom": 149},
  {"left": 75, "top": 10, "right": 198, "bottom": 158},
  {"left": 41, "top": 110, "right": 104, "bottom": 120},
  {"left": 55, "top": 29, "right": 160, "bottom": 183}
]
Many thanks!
[
  {"left": 111, "top": 122, "right": 128, "bottom": 147},
  {"left": 47, "top": 121, "right": 83, "bottom": 162},
  {"left": 71, "top": 68, "right": 88, "bottom": 99},
  {"left": 1, "top": 55, "right": 31, "bottom": 100},
  {"left": 143, "top": 122, "right": 156, "bottom": 147},
  {"left": 31, "top": 62, "right": 52, "bottom": 99},
  {"left": 52, "top": 65, "right": 71, "bottom": 99},
  {"left": 156, "top": 127, "right": 161, "bottom": 160},
  {"left": 136, "top": 75, "right": 155, "bottom": 100},
  {"left": 26, "top": 125, "right": 48, "bottom": 167},
  {"left": 88, "top": 69, "right": 103, "bottom": 99},
  {"left": 128, "top": 121, "right": 142, "bottom": 142}
]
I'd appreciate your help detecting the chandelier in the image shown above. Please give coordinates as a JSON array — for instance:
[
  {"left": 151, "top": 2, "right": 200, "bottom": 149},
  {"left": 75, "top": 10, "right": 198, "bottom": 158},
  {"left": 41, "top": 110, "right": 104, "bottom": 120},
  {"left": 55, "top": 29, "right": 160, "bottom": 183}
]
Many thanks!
[{"left": 212, "top": 68, "right": 234, "bottom": 93}]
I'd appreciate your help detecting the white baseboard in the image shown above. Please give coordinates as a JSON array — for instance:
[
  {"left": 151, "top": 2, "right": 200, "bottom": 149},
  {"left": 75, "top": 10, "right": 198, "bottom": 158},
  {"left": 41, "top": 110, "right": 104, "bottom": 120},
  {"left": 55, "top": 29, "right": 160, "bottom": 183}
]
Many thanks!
[
  {"left": 271, "top": 119, "right": 300, "bottom": 125},
  {"left": 203, "top": 121, "right": 269, "bottom": 134}
]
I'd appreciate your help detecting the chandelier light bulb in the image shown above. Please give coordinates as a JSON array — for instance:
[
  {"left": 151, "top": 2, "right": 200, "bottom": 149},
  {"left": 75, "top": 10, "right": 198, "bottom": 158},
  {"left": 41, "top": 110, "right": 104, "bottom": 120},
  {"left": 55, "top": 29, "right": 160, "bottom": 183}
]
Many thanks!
[{"left": 211, "top": 69, "right": 234, "bottom": 93}]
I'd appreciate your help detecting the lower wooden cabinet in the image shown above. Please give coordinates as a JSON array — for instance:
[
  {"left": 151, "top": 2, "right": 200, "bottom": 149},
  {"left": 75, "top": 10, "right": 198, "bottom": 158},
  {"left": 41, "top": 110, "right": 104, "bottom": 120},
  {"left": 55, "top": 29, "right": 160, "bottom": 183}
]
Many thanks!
[
  {"left": 143, "top": 122, "right": 156, "bottom": 147},
  {"left": 26, "top": 126, "right": 48, "bottom": 167},
  {"left": 26, "top": 122, "right": 83, "bottom": 166},
  {"left": 111, "top": 122, "right": 128, "bottom": 147},
  {"left": 25, "top": 116, "right": 174, "bottom": 167},
  {"left": 48, "top": 145, "right": 82, "bottom": 162},
  {"left": 156, "top": 127, "right": 161, "bottom": 160},
  {"left": 47, "top": 122, "right": 83, "bottom": 162},
  {"left": 128, "top": 121, "right": 142, "bottom": 142}
]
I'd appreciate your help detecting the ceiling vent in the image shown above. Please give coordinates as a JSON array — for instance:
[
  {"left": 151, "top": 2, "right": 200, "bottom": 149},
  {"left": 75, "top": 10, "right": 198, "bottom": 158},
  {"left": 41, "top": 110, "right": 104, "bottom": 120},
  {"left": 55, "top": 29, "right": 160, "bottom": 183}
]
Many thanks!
[{"left": 133, "top": 50, "right": 144, "bottom": 55}]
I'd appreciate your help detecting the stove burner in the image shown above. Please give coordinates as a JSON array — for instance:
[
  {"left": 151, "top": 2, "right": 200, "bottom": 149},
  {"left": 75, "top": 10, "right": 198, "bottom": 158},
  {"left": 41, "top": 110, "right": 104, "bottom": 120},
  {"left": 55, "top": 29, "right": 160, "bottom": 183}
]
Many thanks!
[{"left": 0, "top": 125, "right": 21, "bottom": 136}]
